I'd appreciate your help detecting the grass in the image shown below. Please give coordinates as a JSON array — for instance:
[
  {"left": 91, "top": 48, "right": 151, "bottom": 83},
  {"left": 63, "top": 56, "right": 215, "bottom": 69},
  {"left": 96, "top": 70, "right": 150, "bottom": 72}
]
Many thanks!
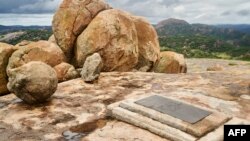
[
  {"left": 228, "top": 62, "right": 238, "bottom": 66},
  {"left": 159, "top": 35, "right": 250, "bottom": 61}
]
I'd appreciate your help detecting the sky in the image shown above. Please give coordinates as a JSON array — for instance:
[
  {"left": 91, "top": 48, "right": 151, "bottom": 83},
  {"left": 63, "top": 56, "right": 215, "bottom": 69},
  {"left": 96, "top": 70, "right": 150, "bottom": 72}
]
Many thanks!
[{"left": 0, "top": 0, "right": 250, "bottom": 26}]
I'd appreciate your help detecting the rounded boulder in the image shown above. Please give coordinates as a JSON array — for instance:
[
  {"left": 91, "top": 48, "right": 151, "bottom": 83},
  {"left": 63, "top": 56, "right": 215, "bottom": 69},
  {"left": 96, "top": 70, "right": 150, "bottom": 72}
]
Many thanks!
[
  {"left": 54, "top": 62, "right": 79, "bottom": 82},
  {"left": 154, "top": 51, "right": 187, "bottom": 74},
  {"left": 133, "top": 16, "right": 160, "bottom": 72},
  {"left": 7, "top": 61, "right": 58, "bottom": 104},
  {"left": 75, "top": 9, "right": 139, "bottom": 71},
  {"left": 7, "top": 40, "right": 66, "bottom": 72},
  {"left": 52, "top": 0, "right": 110, "bottom": 61}
]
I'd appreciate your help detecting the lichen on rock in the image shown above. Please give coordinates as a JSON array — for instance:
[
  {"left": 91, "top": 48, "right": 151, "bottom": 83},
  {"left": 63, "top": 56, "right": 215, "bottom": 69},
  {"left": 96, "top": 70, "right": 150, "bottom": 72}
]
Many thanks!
[{"left": 7, "top": 61, "right": 58, "bottom": 104}]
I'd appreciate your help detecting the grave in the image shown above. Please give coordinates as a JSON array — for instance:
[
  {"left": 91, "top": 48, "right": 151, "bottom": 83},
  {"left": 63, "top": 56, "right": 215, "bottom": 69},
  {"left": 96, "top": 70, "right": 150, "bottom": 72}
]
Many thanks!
[
  {"left": 107, "top": 94, "right": 249, "bottom": 141},
  {"left": 135, "top": 95, "right": 212, "bottom": 124}
]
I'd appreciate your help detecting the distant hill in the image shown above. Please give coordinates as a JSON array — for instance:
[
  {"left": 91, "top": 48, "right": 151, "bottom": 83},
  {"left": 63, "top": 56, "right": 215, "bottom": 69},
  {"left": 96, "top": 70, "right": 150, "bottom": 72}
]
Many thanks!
[
  {"left": 155, "top": 18, "right": 250, "bottom": 61},
  {"left": 215, "top": 24, "right": 250, "bottom": 34},
  {"left": 155, "top": 18, "right": 249, "bottom": 42},
  {"left": 0, "top": 22, "right": 249, "bottom": 61},
  {"left": 0, "top": 25, "right": 51, "bottom": 34},
  {"left": 0, "top": 25, "right": 52, "bottom": 45}
]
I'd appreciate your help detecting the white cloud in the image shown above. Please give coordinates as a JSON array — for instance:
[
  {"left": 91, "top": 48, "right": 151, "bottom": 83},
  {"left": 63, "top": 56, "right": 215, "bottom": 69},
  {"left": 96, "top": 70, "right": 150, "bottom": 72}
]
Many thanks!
[
  {"left": 173, "top": 5, "right": 185, "bottom": 13},
  {"left": 0, "top": 0, "right": 250, "bottom": 25},
  {"left": 0, "top": 14, "right": 53, "bottom": 26}
]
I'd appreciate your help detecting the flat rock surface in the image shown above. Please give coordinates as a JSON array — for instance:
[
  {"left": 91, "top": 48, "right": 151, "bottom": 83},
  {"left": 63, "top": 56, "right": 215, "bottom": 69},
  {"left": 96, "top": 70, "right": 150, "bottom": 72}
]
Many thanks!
[
  {"left": 0, "top": 59, "right": 249, "bottom": 141},
  {"left": 134, "top": 95, "right": 212, "bottom": 124}
]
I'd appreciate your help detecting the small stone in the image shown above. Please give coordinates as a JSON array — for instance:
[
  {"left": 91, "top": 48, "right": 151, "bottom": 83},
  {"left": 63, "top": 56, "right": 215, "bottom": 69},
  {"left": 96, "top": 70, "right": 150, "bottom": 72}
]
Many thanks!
[
  {"left": 7, "top": 61, "right": 58, "bottom": 104},
  {"left": 54, "top": 62, "right": 80, "bottom": 82},
  {"left": 81, "top": 53, "right": 103, "bottom": 83},
  {"left": 207, "top": 64, "right": 224, "bottom": 71},
  {"left": 240, "top": 95, "right": 250, "bottom": 100},
  {"left": 76, "top": 68, "right": 82, "bottom": 74},
  {"left": 154, "top": 51, "right": 187, "bottom": 74}
]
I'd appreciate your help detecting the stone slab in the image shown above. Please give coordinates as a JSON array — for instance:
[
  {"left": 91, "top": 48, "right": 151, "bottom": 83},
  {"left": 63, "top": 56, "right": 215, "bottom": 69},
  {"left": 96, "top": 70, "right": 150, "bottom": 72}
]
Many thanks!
[
  {"left": 120, "top": 98, "right": 230, "bottom": 137},
  {"left": 135, "top": 95, "right": 212, "bottom": 124},
  {"left": 198, "top": 117, "right": 250, "bottom": 141},
  {"left": 110, "top": 106, "right": 197, "bottom": 141}
]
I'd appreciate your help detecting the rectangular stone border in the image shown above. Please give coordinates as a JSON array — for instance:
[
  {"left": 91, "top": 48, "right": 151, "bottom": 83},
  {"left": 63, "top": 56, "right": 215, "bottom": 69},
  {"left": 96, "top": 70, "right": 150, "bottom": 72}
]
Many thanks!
[
  {"left": 111, "top": 106, "right": 197, "bottom": 141},
  {"left": 119, "top": 95, "right": 230, "bottom": 137}
]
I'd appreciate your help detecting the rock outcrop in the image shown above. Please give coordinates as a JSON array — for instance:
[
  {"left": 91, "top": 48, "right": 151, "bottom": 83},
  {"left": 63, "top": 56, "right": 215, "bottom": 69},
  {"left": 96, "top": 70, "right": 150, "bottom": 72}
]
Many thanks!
[
  {"left": 0, "top": 43, "right": 16, "bottom": 95},
  {"left": 53, "top": 0, "right": 161, "bottom": 72},
  {"left": 154, "top": 51, "right": 187, "bottom": 73},
  {"left": 207, "top": 64, "right": 224, "bottom": 71},
  {"left": 15, "top": 40, "right": 32, "bottom": 47},
  {"left": 0, "top": 59, "right": 249, "bottom": 140},
  {"left": 81, "top": 53, "right": 103, "bottom": 82},
  {"left": 7, "top": 61, "right": 58, "bottom": 104},
  {"left": 48, "top": 35, "right": 57, "bottom": 44},
  {"left": 7, "top": 41, "right": 66, "bottom": 72},
  {"left": 75, "top": 9, "right": 139, "bottom": 71},
  {"left": 52, "top": 0, "right": 110, "bottom": 61},
  {"left": 133, "top": 16, "right": 160, "bottom": 71},
  {"left": 54, "top": 62, "right": 79, "bottom": 82}
]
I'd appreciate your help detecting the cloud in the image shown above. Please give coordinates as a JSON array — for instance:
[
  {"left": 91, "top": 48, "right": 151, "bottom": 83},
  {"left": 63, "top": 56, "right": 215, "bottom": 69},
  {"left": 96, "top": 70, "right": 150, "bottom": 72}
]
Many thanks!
[
  {"left": 221, "top": 11, "right": 231, "bottom": 16},
  {"left": 0, "top": 14, "right": 53, "bottom": 25},
  {"left": 0, "top": 0, "right": 61, "bottom": 14},
  {"left": 0, "top": 0, "right": 250, "bottom": 25},
  {"left": 107, "top": 0, "right": 250, "bottom": 24},
  {"left": 237, "top": 9, "right": 250, "bottom": 16}
]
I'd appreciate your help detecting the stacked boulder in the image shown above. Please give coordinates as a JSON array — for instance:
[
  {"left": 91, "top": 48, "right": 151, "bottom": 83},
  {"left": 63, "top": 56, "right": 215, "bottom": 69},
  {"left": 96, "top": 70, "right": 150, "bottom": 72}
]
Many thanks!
[
  {"left": 52, "top": 0, "right": 111, "bottom": 61},
  {"left": 0, "top": 40, "right": 78, "bottom": 104},
  {"left": 0, "top": 0, "right": 187, "bottom": 104},
  {"left": 53, "top": 0, "right": 161, "bottom": 72}
]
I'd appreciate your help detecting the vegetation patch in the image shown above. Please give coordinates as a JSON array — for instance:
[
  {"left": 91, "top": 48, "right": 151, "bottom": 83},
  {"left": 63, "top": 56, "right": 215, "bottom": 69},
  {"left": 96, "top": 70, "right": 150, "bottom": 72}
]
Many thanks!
[
  {"left": 228, "top": 62, "right": 238, "bottom": 66},
  {"left": 160, "top": 35, "right": 250, "bottom": 61},
  {"left": 1, "top": 29, "right": 52, "bottom": 45}
]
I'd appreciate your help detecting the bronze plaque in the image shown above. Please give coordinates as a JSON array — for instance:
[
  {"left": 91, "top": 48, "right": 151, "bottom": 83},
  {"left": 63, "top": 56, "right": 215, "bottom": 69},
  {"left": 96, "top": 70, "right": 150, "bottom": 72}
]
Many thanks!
[{"left": 135, "top": 95, "right": 212, "bottom": 124}]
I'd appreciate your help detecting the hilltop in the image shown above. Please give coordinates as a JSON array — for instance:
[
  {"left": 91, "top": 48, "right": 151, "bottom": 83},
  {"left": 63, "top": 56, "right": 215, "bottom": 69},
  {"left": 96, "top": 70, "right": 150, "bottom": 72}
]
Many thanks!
[
  {"left": 0, "top": 0, "right": 250, "bottom": 140},
  {"left": 155, "top": 18, "right": 250, "bottom": 61},
  {"left": 0, "top": 25, "right": 52, "bottom": 45},
  {"left": 0, "top": 19, "right": 250, "bottom": 61}
]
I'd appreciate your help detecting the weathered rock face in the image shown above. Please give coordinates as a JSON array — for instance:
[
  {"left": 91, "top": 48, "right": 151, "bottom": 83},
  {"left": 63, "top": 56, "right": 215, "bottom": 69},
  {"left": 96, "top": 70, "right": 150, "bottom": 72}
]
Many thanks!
[
  {"left": 133, "top": 16, "right": 160, "bottom": 72},
  {"left": 48, "top": 35, "right": 57, "bottom": 44},
  {"left": 0, "top": 59, "right": 249, "bottom": 141},
  {"left": 7, "top": 61, "right": 58, "bottom": 104},
  {"left": 81, "top": 53, "right": 103, "bottom": 82},
  {"left": 207, "top": 64, "right": 224, "bottom": 71},
  {"left": 154, "top": 51, "right": 187, "bottom": 74},
  {"left": 0, "top": 43, "right": 16, "bottom": 95},
  {"left": 75, "top": 9, "right": 139, "bottom": 71},
  {"left": 7, "top": 41, "right": 66, "bottom": 71},
  {"left": 52, "top": 0, "right": 161, "bottom": 72},
  {"left": 15, "top": 40, "right": 32, "bottom": 47},
  {"left": 54, "top": 62, "right": 79, "bottom": 82},
  {"left": 52, "top": 0, "right": 110, "bottom": 61}
]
